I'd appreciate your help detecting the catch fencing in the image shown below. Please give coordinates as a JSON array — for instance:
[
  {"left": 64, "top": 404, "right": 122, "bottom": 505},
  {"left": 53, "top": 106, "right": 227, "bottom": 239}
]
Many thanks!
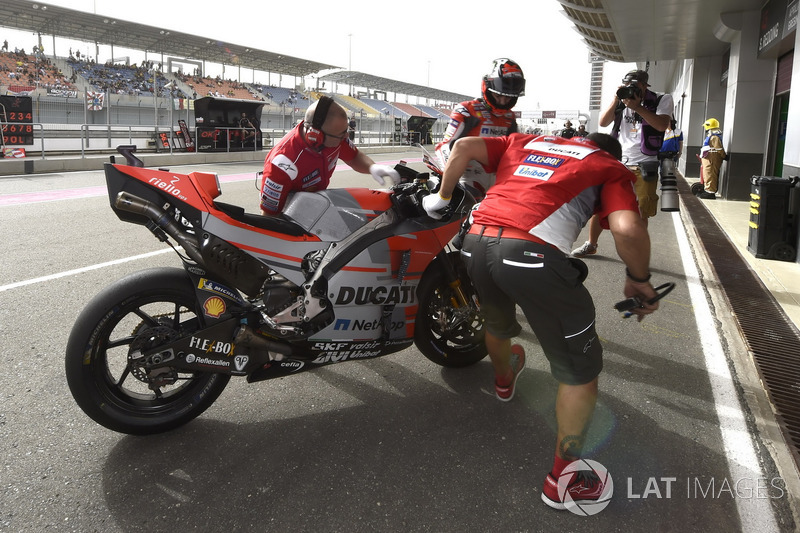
[{"left": 2, "top": 92, "right": 447, "bottom": 157}]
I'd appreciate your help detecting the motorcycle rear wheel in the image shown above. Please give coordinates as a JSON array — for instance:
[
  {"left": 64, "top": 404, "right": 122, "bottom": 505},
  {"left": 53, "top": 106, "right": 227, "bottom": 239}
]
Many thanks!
[
  {"left": 414, "top": 254, "right": 487, "bottom": 367},
  {"left": 65, "top": 268, "right": 230, "bottom": 435}
]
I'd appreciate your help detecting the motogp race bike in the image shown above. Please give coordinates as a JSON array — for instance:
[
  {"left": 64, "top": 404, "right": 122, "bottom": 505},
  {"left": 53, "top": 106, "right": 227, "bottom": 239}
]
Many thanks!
[{"left": 65, "top": 147, "right": 485, "bottom": 435}]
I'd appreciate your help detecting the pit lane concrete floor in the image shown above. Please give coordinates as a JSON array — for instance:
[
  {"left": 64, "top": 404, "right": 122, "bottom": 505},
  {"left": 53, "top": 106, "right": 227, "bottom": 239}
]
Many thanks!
[{"left": 2, "top": 155, "right": 799, "bottom": 531}]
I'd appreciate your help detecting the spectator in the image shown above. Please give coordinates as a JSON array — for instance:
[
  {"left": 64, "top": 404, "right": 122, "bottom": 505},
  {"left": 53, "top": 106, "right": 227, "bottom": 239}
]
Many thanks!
[
  {"left": 238, "top": 112, "right": 257, "bottom": 145},
  {"left": 560, "top": 120, "right": 576, "bottom": 138},
  {"left": 422, "top": 131, "right": 658, "bottom": 510},
  {"left": 698, "top": 118, "right": 726, "bottom": 199},
  {"left": 573, "top": 69, "right": 672, "bottom": 258},
  {"left": 348, "top": 115, "right": 356, "bottom": 142},
  {"left": 434, "top": 58, "right": 525, "bottom": 198},
  {"left": 575, "top": 124, "right": 588, "bottom": 137},
  {"left": 259, "top": 96, "right": 400, "bottom": 216}
]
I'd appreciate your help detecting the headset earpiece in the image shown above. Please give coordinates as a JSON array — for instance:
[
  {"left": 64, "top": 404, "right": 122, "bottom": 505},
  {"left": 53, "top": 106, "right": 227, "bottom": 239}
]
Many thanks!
[
  {"left": 304, "top": 96, "right": 334, "bottom": 150},
  {"left": 304, "top": 125, "right": 325, "bottom": 149}
]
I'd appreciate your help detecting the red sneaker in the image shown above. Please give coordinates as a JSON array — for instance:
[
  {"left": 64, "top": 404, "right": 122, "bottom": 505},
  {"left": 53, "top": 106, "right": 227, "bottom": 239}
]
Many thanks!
[
  {"left": 541, "top": 465, "right": 612, "bottom": 513},
  {"left": 494, "top": 344, "right": 525, "bottom": 401}
]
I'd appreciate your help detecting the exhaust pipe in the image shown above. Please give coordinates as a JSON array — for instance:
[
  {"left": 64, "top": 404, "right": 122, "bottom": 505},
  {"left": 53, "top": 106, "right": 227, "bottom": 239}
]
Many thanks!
[
  {"left": 233, "top": 324, "right": 293, "bottom": 356},
  {"left": 115, "top": 191, "right": 205, "bottom": 265}
]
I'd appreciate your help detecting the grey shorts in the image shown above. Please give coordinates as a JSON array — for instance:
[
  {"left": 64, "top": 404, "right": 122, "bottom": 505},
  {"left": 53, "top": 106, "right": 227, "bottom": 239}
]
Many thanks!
[{"left": 461, "top": 232, "right": 603, "bottom": 385}]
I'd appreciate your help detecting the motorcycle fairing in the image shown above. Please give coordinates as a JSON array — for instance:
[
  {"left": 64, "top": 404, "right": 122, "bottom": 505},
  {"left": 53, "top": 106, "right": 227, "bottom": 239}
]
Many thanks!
[
  {"left": 106, "top": 160, "right": 467, "bottom": 351},
  {"left": 181, "top": 264, "right": 249, "bottom": 323},
  {"left": 282, "top": 188, "right": 393, "bottom": 242},
  {"left": 106, "top": 163, "right": 320, "bottom": 241}
]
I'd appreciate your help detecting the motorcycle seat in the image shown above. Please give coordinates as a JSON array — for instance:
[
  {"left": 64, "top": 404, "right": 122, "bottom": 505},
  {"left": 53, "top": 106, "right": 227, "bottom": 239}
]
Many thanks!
[{"left": 213, "top": 201, "right": 309, "bottom": 237}]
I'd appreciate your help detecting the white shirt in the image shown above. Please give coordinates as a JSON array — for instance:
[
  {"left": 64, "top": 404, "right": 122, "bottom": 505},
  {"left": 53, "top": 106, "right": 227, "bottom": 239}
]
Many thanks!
[{"left": 617, "top": 92, "right": 674, "bottom": 164}]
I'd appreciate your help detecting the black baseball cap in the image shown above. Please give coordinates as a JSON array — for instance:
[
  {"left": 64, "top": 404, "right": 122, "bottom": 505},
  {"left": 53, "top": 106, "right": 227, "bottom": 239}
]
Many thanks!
[{"left": 622, "top": 69, "right": 650, "bottom": 86}]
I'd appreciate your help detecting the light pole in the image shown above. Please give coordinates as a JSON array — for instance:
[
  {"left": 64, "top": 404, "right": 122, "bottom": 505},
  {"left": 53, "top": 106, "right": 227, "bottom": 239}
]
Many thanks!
[
  {"left": 427, "top": 60, "right": 431, "bottom": 105},
  {"left": 348, "top": 33, "right": 353, "bottom": 97}
]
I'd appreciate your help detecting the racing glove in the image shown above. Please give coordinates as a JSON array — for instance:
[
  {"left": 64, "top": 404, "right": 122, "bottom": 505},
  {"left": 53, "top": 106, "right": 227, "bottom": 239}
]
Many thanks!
[
  {"left": 369, "top": 164, "right": 401, "bottom": 186},
  {"left": 422, "top": 191, "right": 451, "bottom": 220}
]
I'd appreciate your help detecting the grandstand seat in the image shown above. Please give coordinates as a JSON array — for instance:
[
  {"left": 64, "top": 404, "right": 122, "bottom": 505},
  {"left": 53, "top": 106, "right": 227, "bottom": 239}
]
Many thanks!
[
  {"left": 360, "top": 98, "right": 409, "bottom": 118},
  {"left": 0, "top": 52, "right": 77, "bottom": 93}
]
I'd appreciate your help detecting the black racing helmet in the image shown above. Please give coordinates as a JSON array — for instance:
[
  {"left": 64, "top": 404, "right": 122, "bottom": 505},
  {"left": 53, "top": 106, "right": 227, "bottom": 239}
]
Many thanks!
[{"left": 481, "top": 58, "right": 526, "bottom": 111}]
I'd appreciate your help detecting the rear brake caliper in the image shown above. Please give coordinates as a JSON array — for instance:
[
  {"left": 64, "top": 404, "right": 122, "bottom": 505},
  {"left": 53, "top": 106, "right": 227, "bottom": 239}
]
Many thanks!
[{"left": 128, "top": 325, "right": 180, "bottom": 387}]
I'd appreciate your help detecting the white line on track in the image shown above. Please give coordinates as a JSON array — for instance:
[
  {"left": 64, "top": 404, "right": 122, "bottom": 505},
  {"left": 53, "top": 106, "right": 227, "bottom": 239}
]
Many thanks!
[
  {"left": 0, "top": 249, "right": 173, "bottom": 292},
  {"left": 672, "top": 212, "right": 778, "bottom": 531}
]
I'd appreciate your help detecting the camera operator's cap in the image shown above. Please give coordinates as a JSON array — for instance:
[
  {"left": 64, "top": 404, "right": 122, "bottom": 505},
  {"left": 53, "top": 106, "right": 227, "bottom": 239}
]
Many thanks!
[{"left": 623, "top": 69, "right": 650, "bottom": 86}]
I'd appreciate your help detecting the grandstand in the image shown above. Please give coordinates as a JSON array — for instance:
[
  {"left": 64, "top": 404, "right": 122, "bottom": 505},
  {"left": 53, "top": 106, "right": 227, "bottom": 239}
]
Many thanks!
[
  {"left": 0, "top": 50, "right": 77, "bottom": 95},
  {"left": 359, "top": 98, "right": 408, "bottom": 118},
  {"left": 331, "top": 94, "right": 377, "bottom": 117},
  {"left": 0, "top": 0, "right": 476, "bottom": 155},
  {"left": 68, "top": 58, "right": 188, "bottom": 98}
]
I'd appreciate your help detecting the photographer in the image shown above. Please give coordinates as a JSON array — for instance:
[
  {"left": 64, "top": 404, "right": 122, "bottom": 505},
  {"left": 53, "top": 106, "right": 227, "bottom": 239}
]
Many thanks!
[{"left": 573, "top": 69, "right": 673, "bottom": 257}]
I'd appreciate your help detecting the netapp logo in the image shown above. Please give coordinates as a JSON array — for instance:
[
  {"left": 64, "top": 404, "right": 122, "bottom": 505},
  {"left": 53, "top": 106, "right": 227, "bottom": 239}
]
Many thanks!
[{"left": 334, "top": 318, "right": 404, "bottom": 331}]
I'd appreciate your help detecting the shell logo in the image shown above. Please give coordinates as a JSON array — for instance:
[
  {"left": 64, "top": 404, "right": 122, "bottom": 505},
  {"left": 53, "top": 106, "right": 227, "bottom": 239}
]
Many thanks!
[{"left": 203, "top": 296, "right": 226, "bottom": 318}]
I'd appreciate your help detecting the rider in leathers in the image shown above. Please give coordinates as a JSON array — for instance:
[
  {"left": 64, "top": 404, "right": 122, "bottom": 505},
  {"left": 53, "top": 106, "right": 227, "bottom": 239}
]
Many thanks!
[{"left": 435, "top": 58, "right": 525, "bottom": 199}]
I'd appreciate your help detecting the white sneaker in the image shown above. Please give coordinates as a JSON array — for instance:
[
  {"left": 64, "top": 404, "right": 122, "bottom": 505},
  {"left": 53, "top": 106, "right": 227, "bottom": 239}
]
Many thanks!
[{"left": 572, "top": 241, "right": 597, "bottom": 257}]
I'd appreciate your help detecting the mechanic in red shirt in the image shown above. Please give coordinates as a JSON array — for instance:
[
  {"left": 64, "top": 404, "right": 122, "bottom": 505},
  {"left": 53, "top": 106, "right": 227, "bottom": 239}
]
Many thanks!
[
  {"left": 260, "top": 96, "right": 399, "bottom": 215},
  {"left": 434, "top": 58, "right": 525, "bottom": 198},
  {"left": 423, "top": 132, "right": 659, "bottom": 510}
]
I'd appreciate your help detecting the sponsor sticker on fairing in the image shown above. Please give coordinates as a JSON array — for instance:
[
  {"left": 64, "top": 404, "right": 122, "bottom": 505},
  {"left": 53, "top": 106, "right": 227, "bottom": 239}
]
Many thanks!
[
  {"left": 203, "top": 296, "right": 226, "bottom": 318},
  {"left": 198, "top": 278, "right": 245, "bottom": 305}
]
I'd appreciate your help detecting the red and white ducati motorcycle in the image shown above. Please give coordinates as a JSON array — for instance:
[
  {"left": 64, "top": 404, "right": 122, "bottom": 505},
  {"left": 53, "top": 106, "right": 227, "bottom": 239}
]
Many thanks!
[{"left": 65, "top": 147, "right": 485, "bottom": 435}]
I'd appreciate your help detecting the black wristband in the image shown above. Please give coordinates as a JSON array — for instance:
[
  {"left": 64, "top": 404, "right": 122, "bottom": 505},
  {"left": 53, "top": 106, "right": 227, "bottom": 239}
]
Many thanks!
[{"left": 626, "top": 268, "right": 651, "bottom": 283}]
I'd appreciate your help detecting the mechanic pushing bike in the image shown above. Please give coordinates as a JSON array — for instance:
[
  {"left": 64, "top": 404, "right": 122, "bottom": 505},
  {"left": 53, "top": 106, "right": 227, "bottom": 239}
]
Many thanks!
[{"left": 423, "top": 131, "right": 662, "bottom": 511}]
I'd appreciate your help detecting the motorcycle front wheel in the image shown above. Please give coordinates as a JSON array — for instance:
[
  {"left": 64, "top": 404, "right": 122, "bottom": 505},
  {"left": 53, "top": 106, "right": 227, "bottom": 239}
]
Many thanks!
[
  {"left": 414, "top": 253, "right": 487, "bottom": 368},
  {"left": 65, "top": 268, "right": 230, "bottom": 435}
]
